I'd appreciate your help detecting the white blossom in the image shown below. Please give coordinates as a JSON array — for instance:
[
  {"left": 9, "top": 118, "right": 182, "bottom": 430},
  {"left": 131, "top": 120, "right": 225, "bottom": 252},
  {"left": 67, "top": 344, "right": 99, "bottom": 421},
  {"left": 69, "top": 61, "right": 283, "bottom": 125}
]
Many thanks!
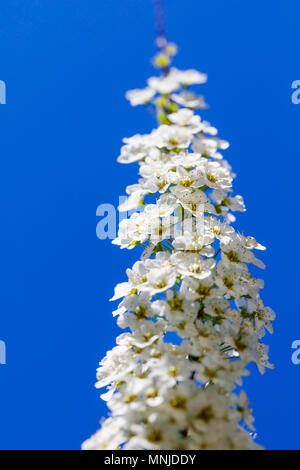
[
  {"left": 171, "top": 90, "right": 208, "bottom": 109},
  {"left": 148, "top": 76, "right": 179, "bottom": 94},
  {"left": 126, "top": 87, "right": 156, "bottom": 106},
  {"left": 84, "top": 43, "right": 274, "bottom": 451},
  {"left": 168, "top": 67, "right": 208, "bottom": 86}
]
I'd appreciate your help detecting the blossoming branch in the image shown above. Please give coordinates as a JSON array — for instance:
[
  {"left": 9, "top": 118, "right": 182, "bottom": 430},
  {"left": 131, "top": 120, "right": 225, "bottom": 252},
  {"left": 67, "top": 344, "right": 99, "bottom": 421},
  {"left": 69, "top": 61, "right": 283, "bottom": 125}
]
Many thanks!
[{"left": 83, "top": 43, "right": 275, "bottom": 450}]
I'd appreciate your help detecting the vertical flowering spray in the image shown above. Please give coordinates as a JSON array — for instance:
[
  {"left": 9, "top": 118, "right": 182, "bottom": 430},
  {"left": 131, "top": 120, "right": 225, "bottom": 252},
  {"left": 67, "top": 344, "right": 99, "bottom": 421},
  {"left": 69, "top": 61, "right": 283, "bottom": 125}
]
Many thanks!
[{"left": 83, "top": 43, "right": 275, "bottom": 450}]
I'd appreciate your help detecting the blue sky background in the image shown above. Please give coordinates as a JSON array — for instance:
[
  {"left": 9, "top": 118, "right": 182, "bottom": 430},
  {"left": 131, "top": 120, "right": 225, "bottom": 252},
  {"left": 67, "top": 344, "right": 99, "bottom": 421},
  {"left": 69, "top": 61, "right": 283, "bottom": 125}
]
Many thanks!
[{"left": 0, "top": 0, "right": 299, "bottom": 450}]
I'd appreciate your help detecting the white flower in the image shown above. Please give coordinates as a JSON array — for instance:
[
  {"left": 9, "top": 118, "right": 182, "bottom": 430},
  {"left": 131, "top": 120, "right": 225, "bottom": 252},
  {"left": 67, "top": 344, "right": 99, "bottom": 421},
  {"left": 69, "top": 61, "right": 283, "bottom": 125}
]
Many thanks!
[
  {"left": 171, "top": 90, "right": 208, "bottom": 109},
  {"left": 192, "top": 136, "right": 229, "bottom": 159},
  {"left": 211, "top": 189, "right": 246, "bottom": 213},
  {"left": 206, "top": 216, "right": 235, "bottom": 240},
  {"left": 215, "top": 260, "right": 252, "bottom": 299},
  {"left": 144, "top": 194, "right": 178, "bottom": 217},
  {"left": 82, "top": 417, "right": 126, "bottom": 450},
  {"left": 110, "top": 281, "right": 132, "bottom": 301},
  {"left": 113, "top": 212, "right": 149, "bottom": 248},
  {"left": 180, "top": 275, "right": 215, "bottom": 301},
  {"left": 153, "top": 124, "right": 193, "bottom": 149},
  {"left": 146, "top": 265, "right": 177, "bottom": 294},
  {"left": 173, "top": 231, "right": 214, "bottom": 254},
  {"left": 168, "top": 109, "right": 202, "bottom": 133},
  {"left": 118, "top": 134, "right": 154, "bottom": 164},
  {"left": 171, "top": 252, "right": 216, "bottom": 280},
  {"left": 196, "top": 160, "right": 233, "bottom": 190},
  {"left": 169, "top": 67, "right": 207, "bottom": 86},
  {"left": 221, "top": 233, "right": 266, "bottom": 269},
  {"left": 171, "top": 186, "right": 216, "bottom": 215},
  {"left": 148, "top": 76, "right": 180, "bottom": 94},
  {"left": 126, "top": 87, "right": 156, "bottom": 106}
]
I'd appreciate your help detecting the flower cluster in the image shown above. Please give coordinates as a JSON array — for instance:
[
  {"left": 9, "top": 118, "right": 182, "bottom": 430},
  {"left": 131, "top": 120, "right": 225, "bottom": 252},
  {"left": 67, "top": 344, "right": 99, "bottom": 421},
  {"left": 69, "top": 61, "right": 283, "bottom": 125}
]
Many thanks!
[{"left": 83, "top": 44, "right": 275, "bottom": 450}]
